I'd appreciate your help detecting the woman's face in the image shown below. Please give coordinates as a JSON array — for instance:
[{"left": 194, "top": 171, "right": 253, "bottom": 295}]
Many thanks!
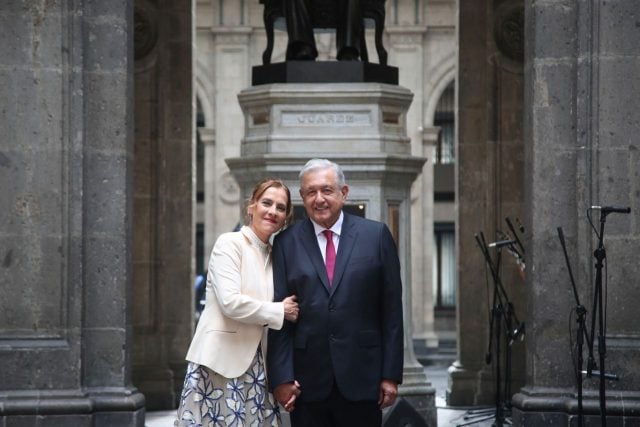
[{"left": 248, "top": 186, "right": 289, "bottom": 243}]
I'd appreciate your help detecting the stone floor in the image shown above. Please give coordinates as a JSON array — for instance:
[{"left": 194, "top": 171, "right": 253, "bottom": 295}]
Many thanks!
[
  {"left": 146, "top": 364, "right": 502, "bottom": 427},
  {"left": 425, "top": 364, "right": 498, "bottom": 427}
]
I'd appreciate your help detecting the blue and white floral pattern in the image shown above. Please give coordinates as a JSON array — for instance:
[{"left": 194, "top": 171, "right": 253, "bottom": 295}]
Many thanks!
[{"left": 175, "top": 350, "right": 280, "bottom": 427}]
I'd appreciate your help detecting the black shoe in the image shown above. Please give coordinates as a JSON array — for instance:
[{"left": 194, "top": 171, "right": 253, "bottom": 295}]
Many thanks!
[
  {"left": 287, "top": 43, "right": 317, "bottom": 61},
  {"left": 337, "top": 47, "right": 359, "bottom": 61}
]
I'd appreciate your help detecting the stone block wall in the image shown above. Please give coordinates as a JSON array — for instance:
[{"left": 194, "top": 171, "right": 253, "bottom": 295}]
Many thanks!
[
  {"left": 513, "top": 0, "right": 640, "bottom": 423},
  {"left": 0, "top": 1, "right": 144, "bottom": 424}
]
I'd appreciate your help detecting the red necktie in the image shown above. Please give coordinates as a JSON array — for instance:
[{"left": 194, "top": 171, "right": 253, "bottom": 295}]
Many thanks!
[{"left": 323, "top": 230, "right": 336, "bottom": 286}]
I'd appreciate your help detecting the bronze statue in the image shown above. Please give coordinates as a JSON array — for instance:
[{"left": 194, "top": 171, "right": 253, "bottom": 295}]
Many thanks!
[
  {"left": 259, "top": 0, "right": 388, "bottom": 65},
  {"left": 284, "top": 0, "right": 363, "bottom": 61}
]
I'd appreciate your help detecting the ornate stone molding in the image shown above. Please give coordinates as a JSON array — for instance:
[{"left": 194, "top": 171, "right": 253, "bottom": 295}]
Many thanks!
[
  {"left": 386, "top": 25, "right": 428, "bottom": 45},
  {"left": 134, "top": 5, "right": 157, "bottom": 60},
  {"left": 494, "top": 1, "right": 524, "bottom": 63},
  {"left": 219, "top": 171, "right": 240, "bottom": 205},
  {"left": 421, "top": 126, "right": 441, "bottom": 147},
  {"left": 210, "top": 26, "right": 253, "bottom": 45},
  {"left": 198, "top": 127, "right": 216, "bottom": 145}
]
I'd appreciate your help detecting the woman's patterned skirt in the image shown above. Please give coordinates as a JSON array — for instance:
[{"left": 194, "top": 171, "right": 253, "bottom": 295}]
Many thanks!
[{"left": 175, "top": 349, "right": 281, "bottom": 426}]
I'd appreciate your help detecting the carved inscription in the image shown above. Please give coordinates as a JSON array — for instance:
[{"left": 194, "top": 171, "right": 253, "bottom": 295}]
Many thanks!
[{"left": 281, "top": 111, "right": 371, "bottom": 126}]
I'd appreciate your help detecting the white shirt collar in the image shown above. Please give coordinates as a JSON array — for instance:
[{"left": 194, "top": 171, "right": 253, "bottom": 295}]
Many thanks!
[{"left": 310, "top": 211, "right": 344, "bottom": 237}]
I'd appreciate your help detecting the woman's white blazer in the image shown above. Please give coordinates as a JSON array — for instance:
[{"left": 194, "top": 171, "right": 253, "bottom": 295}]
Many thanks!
[{"left": 185, "top": 226, "right": 284, "bottom": 378}]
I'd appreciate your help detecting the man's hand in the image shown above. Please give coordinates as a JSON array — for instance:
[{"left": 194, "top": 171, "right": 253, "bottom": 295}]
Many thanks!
[
  {"left": 283, "top": 295, "right": 299, "bottom": 322},
  {"left": 378, "top": 379, "right": 398, "bottom": 409},
  {"left": 273, "top": 381, "right": 301, "bottom": 412}
]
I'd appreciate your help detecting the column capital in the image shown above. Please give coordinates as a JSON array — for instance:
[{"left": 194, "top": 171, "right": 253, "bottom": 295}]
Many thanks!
[
  {"left": 198, "top": 127, "right": 216, "bottom": 145},
  {"left": 421, "top": 125, "right": 441, "bottom": 146}
]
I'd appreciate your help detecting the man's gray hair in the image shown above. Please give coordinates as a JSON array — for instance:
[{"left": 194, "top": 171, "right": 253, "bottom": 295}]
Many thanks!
[{"left": 299, "top": 159, "right": 346, "bottom": 187}]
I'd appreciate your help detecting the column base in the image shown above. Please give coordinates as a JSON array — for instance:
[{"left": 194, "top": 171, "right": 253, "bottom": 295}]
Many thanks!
[
  {"left": 399, "top": 364, "right": 437, "bottom": 426},
  {"left": 133, "top": 365, "right": 179, "bottom": 410},
  {"left": 383, "top": 396, "right": 431, "bottom": 427},
  {"left": 512, "top": 386, "right": 640, "bottom": 425},
  {"left": 412, "top": 333, "right": 440, "bottom": 349},
  {"left": 447, "top": 360, "right": 505, "bottom": 407},
  {"left": 447, "top": 360, "right": 490, "bottom": 406},
  {"left": 473, "top": 364, "right": 498, "bottom": 406},
  {"left": 0, "top": 387, "right": 145, "bottom": 426}
]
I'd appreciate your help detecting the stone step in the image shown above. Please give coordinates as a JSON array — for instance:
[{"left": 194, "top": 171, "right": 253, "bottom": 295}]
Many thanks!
[{"left": 413, "top": 337, "right": 458, "bottom": 367}]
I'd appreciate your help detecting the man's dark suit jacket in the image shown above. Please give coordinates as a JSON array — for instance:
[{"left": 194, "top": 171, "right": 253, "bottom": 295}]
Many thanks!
[{"left": 267, "top": 212, "right": 403, "bottom": 403}]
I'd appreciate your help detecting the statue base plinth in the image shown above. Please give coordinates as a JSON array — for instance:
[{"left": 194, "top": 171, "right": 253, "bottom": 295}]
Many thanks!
[{"left": 252, "top": 61, "right": 399, "bottom": 85}]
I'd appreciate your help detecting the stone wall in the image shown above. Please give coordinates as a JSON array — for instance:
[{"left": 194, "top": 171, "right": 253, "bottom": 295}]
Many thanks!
[
  {"left": 513, "top": 0, "right": 640, "bottom": 423},
  {"left": 0, "top": 1, "right": 144, "bottom": 424}
]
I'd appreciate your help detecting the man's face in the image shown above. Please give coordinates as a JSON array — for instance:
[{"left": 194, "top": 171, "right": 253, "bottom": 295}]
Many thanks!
[{"left": 300, "top": 168, "right": 349, "bottom": 229}]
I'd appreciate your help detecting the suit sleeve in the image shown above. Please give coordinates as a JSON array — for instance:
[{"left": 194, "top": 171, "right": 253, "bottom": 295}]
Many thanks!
[
  {"left": 267, "top": 235, "right": 296, "bottom": 389},
  {"left": 379, "top": 224, "right": 404, "bottom": 383},
  {"left": 209, "top": 234, "right": 284, "bottom": 330}
]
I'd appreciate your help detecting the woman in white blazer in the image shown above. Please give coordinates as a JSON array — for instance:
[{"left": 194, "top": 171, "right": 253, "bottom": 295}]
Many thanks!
[{"left": 175, "top": 179, "right": 299, "bottom": 427}]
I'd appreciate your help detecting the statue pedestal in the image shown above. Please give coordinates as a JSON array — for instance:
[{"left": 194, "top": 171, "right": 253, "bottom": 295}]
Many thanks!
[
  {"left": 252, "top": 61, "right": 398, "bottom": 85},
  {"left": 227, "top": 81, "right": 435, "bottom": 426}
]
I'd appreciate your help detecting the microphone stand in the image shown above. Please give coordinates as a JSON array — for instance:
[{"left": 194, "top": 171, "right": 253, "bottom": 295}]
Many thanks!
[
  {"left": 588, "top": 210, "right": 611, "bottom": 426},
  {"left": 505, "top": 217, "right": 525, "bottom": 259},
  {"left": 459, "top": 232, "right": 523, "bottom": 427},
  {"left": 557, "top": 227, "right": 593, "bottom": 427}
]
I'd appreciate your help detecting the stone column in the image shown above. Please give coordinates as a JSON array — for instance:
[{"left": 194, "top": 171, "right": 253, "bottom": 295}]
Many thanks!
[
  {"left": 211, "top": 26, "right": 253, "bottom": 236},
  {"left": 449, "top": 0, "right": 526, "bottom": 406},
  {"left": 132, "top": 0, "right": 194, "bottom": 410},
  {"left": 199, "top": 127, "right": 217, "bottom": 255},
  {"left": 0, "top": 1, "right": 144, "bottom": 424},
  {"left": 512, "top": 0, "right": 640, "bottom": 424},
  {"left": 413, "top": 126, "right": 441, "bottom": 348},
  {"left": 227, "top": 82, "right": 436, "bottom": 425},
  {"left": 387, "top": 24, "right": 439, "bottom": 354}
]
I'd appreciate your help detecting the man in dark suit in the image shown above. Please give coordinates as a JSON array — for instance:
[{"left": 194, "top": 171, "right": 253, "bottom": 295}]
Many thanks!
[
  {"left": 268, "top": 158, "right": 404, "bottom": 426},
  {"left": 284, "top": 0, "right": 363, "bottom": 61}
]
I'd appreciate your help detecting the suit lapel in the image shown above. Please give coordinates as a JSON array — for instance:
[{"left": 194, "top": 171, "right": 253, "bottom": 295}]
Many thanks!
[
  {"left": 298, "top": 219, "right": 332, "bottom": 293},
  {"left": 330, "top": 213, "right": 357, "bottom": 295}
]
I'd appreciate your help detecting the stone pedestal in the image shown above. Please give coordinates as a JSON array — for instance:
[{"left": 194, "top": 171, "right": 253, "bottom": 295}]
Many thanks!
[
  {"left": 227, "top": 82, "right": 436, "bottom": 425},
  {"left": 252, "top": 61, "right": 398, "bottom": 85}
]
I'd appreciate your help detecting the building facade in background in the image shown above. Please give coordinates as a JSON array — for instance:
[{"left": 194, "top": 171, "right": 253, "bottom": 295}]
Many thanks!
[
  {"left": 193, "top": 0, "right": 458, "bottom": 361},
  {"left": 3, "top": 0, "right": 640, "bottom": 424}
]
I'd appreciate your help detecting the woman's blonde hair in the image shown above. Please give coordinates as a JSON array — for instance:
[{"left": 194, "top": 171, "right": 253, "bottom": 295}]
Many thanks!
[{"left": 246, "top": 178, "right": 294, "bottom": 227}]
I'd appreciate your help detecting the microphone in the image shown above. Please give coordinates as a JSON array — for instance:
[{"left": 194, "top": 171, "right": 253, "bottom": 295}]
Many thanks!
[
  {"left": 513, "top": 322, "right": 525, "bottom": 341},
  {"left": 591, "top": 205, "right": 631, "bottom": 214},
  {"left": 488, "top": 239, "right": 516, "bottom": 248},
  {"left": 508, "top": 322, "right": 526, "bottom": 346}
]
